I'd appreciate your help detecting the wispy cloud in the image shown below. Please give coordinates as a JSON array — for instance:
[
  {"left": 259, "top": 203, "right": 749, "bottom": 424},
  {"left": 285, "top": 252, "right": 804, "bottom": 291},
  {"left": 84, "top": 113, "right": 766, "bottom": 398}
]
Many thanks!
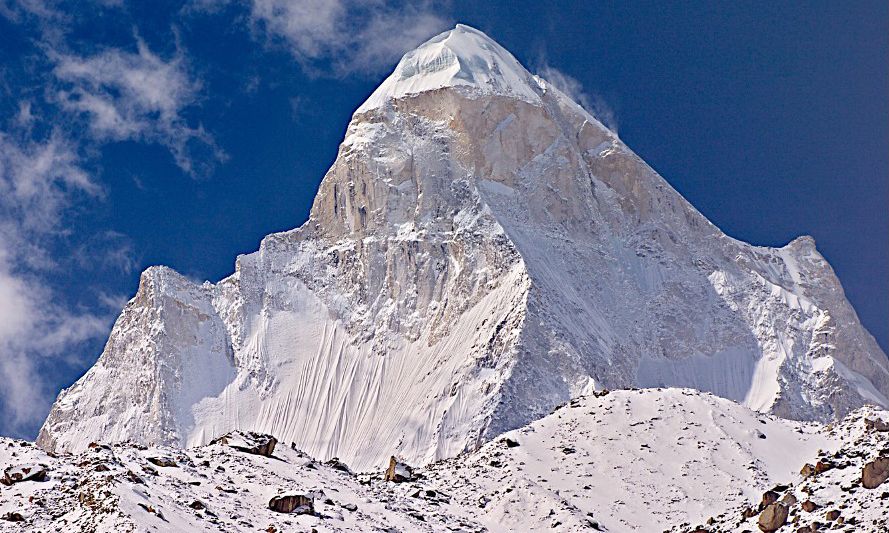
[
  {"left": 52, "top": 38, "right": 225, "bottom": 176},
  {"left": 0, "top": 132, "right": 109, "bottom": 434},
  {"left": 248, "top": 0, "right": 450, "bottom": 76},
  {"left": 536, "top": 63, "right": 618, "bottom": 134}
]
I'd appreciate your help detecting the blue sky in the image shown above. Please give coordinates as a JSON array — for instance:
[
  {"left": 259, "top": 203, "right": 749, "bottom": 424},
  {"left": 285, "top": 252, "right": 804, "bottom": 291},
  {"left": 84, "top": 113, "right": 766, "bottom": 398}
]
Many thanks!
[{"left": 0, "top": 0, "right": 886, "bottom": 439}]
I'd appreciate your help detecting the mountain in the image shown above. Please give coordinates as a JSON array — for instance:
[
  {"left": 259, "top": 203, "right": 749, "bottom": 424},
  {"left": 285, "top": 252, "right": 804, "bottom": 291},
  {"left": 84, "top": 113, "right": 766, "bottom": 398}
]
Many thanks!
[
  {"left": 7, "top": 389, "right": 889, "bottom": 531},
  {"left": 37, "top": 24, "right": 889, "bottom": 473}
]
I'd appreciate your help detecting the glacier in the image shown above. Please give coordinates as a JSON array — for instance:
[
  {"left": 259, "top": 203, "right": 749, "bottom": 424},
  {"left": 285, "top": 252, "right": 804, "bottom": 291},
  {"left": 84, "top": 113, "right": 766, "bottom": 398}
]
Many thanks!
[{"left": 38, "top": 24, "right": 889, "bottom": 472}]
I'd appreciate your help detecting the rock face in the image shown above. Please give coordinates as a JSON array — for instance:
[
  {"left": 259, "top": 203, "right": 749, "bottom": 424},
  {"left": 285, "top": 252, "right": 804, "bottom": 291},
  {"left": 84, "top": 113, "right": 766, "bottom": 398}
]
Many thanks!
[{"left": 37, "top": 24, "right": 889, "bottom": 471}]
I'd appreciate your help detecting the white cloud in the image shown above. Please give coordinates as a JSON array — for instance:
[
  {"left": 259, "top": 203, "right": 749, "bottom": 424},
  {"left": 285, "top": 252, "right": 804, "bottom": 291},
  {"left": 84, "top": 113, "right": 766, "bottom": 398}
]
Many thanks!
[
  {"left": 0, "top": 133, "right": 109, "bottom": 434},
  {"left": 536, "top": 63, "right": 618, "bottom": 134},
  {"left": 0, "top": 131, "right": 100, "bottom": 232},
  {"left": 52, "top": 38, "right": 225, "bottom": 175},
  {"left": 249, "top": 0, "right": 450, "bottom": 76}
]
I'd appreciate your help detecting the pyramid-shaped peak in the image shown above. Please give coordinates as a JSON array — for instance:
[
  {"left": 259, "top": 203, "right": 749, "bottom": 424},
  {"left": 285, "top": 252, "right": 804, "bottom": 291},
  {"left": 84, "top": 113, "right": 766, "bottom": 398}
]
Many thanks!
[{"left": 356, "top": 24, "right": 541, "bottom": 114}]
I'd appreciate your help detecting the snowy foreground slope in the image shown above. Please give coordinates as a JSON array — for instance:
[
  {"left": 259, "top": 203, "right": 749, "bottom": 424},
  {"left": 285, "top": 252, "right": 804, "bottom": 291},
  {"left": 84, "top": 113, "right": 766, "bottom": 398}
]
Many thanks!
[
  {"left": 38, "top": 24, "right": 889, "bottom": 472},
  {"left": 6, "top": 389, "right": 889, "bottom": 532}
]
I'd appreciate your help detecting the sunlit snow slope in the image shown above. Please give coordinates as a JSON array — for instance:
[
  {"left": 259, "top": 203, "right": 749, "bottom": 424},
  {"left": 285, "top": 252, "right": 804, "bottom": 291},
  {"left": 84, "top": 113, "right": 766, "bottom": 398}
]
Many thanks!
[
  {"left": 38, "top": 24, "right": 889, "bottom": 472},
  {"left": 10, "top": 389, "right": 888, "bottom": 532}
]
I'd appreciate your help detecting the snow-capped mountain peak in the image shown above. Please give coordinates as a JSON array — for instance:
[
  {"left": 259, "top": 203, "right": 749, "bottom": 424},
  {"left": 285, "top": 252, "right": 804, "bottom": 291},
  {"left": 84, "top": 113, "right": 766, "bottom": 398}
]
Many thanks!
[
  {"left": 356, "top": 24, "right": 541, "bottom": 114},
  {"left": 38, "top": 23, "right": 889, "bottom": 474}
]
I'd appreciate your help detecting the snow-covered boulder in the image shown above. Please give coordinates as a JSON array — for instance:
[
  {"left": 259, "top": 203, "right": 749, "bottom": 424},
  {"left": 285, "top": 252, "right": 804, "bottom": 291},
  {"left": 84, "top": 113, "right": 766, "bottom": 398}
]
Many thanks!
[
  {"left": 210, "top": 431, "right": 277, "bottom": 457},
  {"left": 1, "top": 463, "right": 47, "bottom": 485}
]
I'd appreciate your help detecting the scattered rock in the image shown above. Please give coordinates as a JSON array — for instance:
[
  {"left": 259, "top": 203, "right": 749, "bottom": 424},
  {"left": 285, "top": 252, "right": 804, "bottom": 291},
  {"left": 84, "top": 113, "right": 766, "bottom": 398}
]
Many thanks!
[
  {"left": 814, "top": 460, "right": 833, "bottom": 474},
  {"left": 268, "top": 492, "right": 313, "bottom": 514},
  {"left": 2, "top": 464, "right": 48, "bottom": 485},
  {"left": 189, "top": 500, "right": 206, "bottom": 510},
  {"left": 342, "top": 503, "right": 358, "bottom": 512},
  {"left": 1, "top": 512, "right": 25, "bottom": 522},
  {"left": 324, "top": 457, "right": 353, "bottom": 474},
  {"left": 865, "top": 418, "right": 889, "bottom": 432},
  {"left": 825, "top": 509, "right": 840, "bottom": 521},
  {"left": 385, "top": 456, "right": 414, "bottom": 482},
  {"left": 147, "top": 456, "right": 177, "bottom": 468},
  {"left": 861, "top": 457, "right": 889, "bottom": 489},
  {"left": 801, "top": 500, "right": 818, "bottom": 512},
  {"left": 503, "top": 437, "right": 520, "bottom": 448},
  {"left": 800, "top": 463, "right": 816, "bottom": 478},
  {"left": 757, "top": 503, "right": 788, "bottom": 532},
  {"left": 780, "top": 493, "right": 797, "bottom": 506},
  {"left": 211, "top": 431, "right": 277, "bottom": 457},
  {"left": 760, "top": 490, "right": 779, "bottom": 509}
]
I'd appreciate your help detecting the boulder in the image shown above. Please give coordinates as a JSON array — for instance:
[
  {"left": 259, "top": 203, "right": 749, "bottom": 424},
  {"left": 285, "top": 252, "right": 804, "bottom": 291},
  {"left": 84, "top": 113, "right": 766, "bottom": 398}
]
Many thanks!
[
  {"left": 865, "top": 418, "right": 889, "bottom": 432},
  {"left": 862, "top": 457, "right": 889, "bottom": 489},
  {"left": 268, "top": 492, "right": 313, "bottom": 514},
  {"left": 801, "top": 500, "right": 818, "bottom": 512},
  {"left": 781, "top": 493, "right": 797, "bottom": 506},
  {"left": 324, "top": 457, "right": 353, "bottom": 474},
  {"left": 1, "top": 512, "right": 24, "bottom": 522},
  {"left": 760, "top": 490, "right": 779, "bottom": 509},
  {"left": 2, "top": 464, "right": 47, "bottom": 485},
  {"left": 800, "top": 463, "right": 816, "bottom": 478},
  {"left": 385, "top": 456, "right": 414, "bottom": 482},
  {"left": 503, "top": 437, "right": 520, "bottom": 448},
  {"left": 825, "top": 509, "right": 840, "bottom": 521},
  {"left": 210, "top": 431, "right": 277, "bottom": 457},
  {"left": 758, "top": 503, "right": 788, "bottom": 532},
  {"left": 814, "top": 460, "right": 833, "bottom": 474},
  {"left": 147, "top": 456, "right": 177, "bottom": 468}
]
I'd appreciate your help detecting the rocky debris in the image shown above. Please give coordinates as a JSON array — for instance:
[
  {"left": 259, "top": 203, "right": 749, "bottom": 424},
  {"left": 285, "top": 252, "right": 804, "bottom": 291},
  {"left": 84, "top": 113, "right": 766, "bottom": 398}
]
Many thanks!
[
  {"left": 146, "top": 456, "right": 177, "bottom": 468},
  {"left": 2, "top": 463, "right": 47, "bottom": 485},
  {"left": 673, "top": 405, "right": 889, "bottom": 533},
  {"left": 385, "top": 456, "right": 414, "bottom": 482},
  {"left": 757, "top": 503, "right": 788, "bottom": 532},
  {"left": 592, "top": 389, "right": 610, "bottom": 398},
  {"left": 1, "top": 512, "right": 25, "bottom": 522},
  {"left": 861, "top": 456, "right": 889, "bottom": 489},
  {"left": 210, "top": 431, "right": 277, "bottom": 457},
  {"left": 268, "top": 492, "right": 313, "bottom": 514},
  {"left": 410, "top": 487, "right": 451, "bottom": 504}
]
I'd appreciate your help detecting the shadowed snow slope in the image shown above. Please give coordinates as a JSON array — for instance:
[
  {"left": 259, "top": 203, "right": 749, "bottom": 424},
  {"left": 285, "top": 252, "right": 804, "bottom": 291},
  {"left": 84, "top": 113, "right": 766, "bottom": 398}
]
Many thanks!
[{"left": 38, "top": 24, "right": 889, "bottom": 472}]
